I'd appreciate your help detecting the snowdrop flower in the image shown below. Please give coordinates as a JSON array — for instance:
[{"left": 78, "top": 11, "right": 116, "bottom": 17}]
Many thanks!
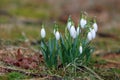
[
  {"left": 72, "top": 31, "right": 77, "bottom": 39},
  {"left": 67, "top": 21, "right": 72, "bottom": 31},
  {"left": 93, "top": 22, "right": 98, "bottom": 32},
  {"left": 90, "top": 29, "right": 96, "bottom": 39},
  {"left": 87, "top": 31, "right": 92, "bottom": 41},
  {"left": 79, "top": 45, "right": 83, "bottom": 54},
  {"left": 80, "top": 18, "right": 87, "bottom": 29},
  {"left": 55, "top": 31, "right": 60, "bottom": 40},
  {"left": 53, "top": 22, "right": 58, "bottom": 35},
  {"left": 70, "top": 25, "right": 77, "bottom": 39},
  {"left": 67, "top": 16, "right": 72, "bottom": 31},
  {"left": 40, "top": 25, "right": 46, "bottom": 38},
  {"left": 76, "top": 26, "right": 81, "bottom": 36}
]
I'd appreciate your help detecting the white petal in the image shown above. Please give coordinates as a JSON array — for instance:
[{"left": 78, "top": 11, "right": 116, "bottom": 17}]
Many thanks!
[
  {"left": 91, "top": 29, "right": 96, "bottom": 39},
  {"left": 55, "top": 31, "right": 60, "bottom": 40},
  {"left": 41, "top": 28, "right": 46, "bottom": 38},
  {"left": 70, "top": 25, "right": 76, "bottom": 39},
  {"left": 72, "top": 31, "right": 77, "bottom": 39},
  {"left": 80, "top": 18, "right": 87, "bottom": 28},
  {"left": 76, "top": 27, "right": 81, "bottom": 36},
  {"left": 67, "top": 21, "right": 71, "bottom": 31},
  {"left": 93, "top": 23, "right": 98, "bottom": 32},
  {"left": 87, "top": 32, "right": 92, "bottom": 41},
  {"left": 79, "top": 46, "right": 82, "bottom": 54}
]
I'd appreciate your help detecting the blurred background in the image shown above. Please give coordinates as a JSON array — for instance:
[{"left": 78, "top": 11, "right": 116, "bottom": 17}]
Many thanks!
[{"left": 0, "top": 0, "right": 120, "bottom": 52}]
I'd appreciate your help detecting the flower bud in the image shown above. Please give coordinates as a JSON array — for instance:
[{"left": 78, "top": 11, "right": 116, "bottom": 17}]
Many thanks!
[
  {"left": 80, "top": 18, "right": 87, "bottom": 28},
  {"left": 40, "top": 27, "right": 46, "bottom": 38},
  {"left": 93, "top": 22, "right": 98, "bottom": 32},
  {"left": 55, "top": 31, "right": 60, "bottom": 40},
  {"left": 79, "top": 45, "right": 83, "bottom": 54}
]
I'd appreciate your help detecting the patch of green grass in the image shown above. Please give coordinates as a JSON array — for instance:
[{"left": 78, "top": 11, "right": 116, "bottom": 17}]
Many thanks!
[
  {"left": 10, "top": 8, "right": 50, "bottom": 19},
  {"left": 0, "top": 0, "right": 52, "bottom": 19},
  {"left": 111, "top": 68, "right": 120, "bottom": 74},
  {"left": 0, "top": 72, "right": 27, "bottom": 80}
]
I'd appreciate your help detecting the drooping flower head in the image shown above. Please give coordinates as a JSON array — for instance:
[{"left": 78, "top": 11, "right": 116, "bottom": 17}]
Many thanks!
[
  {"left": 87, "top": 30, "right": 92, "bottom": 41},
  {"left": 67, "top": 15, "right": 72, "bottom": 31},
  {"left": 93, "top": 18, "right": 98, "bottom": 32},
  {"left": 80, "top": 13, "right": 87, "bottom": 29},
  {"left": 90, "top": 28, "right": 96, "bottom": 39},
  {"left": 76, "top": 23, "right": 81, "bottom": 36},
  {"left": 40, "top": 24, "right": 46, "bottom": 38},
  {"left": 70, "top": 23, "right": 77, "bottom": 39},
  {"left": 55, "top": 28, "right": 60, "bottom": 40},
  {"left": 53, "top": 22, "right": 58, "bottom": 35}
]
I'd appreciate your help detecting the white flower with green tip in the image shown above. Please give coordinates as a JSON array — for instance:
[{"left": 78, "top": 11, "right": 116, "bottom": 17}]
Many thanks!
[
  {"left": 67, "top": 21, "right": 72, "bottom": 31},
  {"left": 87, "top": 31, "right": 92, "bottom": 41},
  {"left": 90, "top": 29, "right": 96, "bottom": 39},
  {"left": 70, "top": 25, "right": 77, "bottom": 39},
  {"left": 93, "top": 22, "right": 98, "bottom": 32},
  {"left": 76, "top": 26, "right": 81, "bottom": 36},
  {"left": 80, "top": 18, "right": 87, "bottom": 28},
  {"left": 55, "top": 31, "right": 60, "bottom": 40},
  {"left": 79, "top": 45, "right": 83, "bottom": 54},
  {"left": 40, "top": 25, "right": 46, "bottom": 38}
]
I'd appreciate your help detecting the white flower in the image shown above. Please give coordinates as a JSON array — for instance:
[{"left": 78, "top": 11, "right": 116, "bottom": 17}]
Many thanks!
[
  {"left": 55, "top": 31, "right": 60, "bottom": 40},
  {"left": 80, "top": 18, "right": 87, "bottom": 28},
  {"left": 93, "top": 23, "right": 98, "bottom": 32},
  {"left": 90, "top": 29, "right": 96, "bottom": 39},
  {"left": 87, "top": 31, "right": 92, "bottom": 41},
  {"left": 70, "top": 25, "right": 77, "bottom": 39},
  {"left": 79, "top": 45, "right": 83, "bottom": 54},
  {"left": 72, "top": 31, "right": 77, "bottom": 39},
  {"left": 67, "top": 21, "right": 71, "bottom": 31},
  {"left": 41, "top": 27, "right": 46, "bottom": 38},
  {"left": 76, "top": 27, "right": 81, "bottom": 36}
]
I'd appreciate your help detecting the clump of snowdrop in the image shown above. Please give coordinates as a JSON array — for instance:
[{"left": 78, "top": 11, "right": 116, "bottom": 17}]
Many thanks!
[{"left": 40, "top": 12, "right": 98, "bottom": 69}]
